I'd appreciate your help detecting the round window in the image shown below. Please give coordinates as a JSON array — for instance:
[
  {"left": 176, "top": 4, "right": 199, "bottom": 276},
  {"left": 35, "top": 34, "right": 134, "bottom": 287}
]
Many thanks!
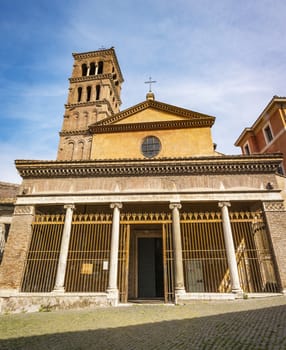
[{"left": 141, "top": 136, "right": 161, "bottom": 158}]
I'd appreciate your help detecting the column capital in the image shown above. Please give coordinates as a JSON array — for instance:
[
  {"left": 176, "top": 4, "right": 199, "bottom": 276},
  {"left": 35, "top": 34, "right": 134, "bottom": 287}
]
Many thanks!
[
  {"left": 110, "top": 203, "right": 123, "bottom": 210},
  {"left": 64, "top": 204, "right": 75, "bottom": 210},
  {"left": 218, "top": 201, "right": 231, "bottom": 208},
  {"left": 169, "top": 203, "right": 182, "bottom": 210}
]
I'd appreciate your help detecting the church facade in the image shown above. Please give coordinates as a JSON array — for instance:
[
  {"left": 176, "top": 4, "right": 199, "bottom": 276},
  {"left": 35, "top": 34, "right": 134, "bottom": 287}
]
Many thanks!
[{"left": 1, "top": 48, "right": 286, "bottom": 312}]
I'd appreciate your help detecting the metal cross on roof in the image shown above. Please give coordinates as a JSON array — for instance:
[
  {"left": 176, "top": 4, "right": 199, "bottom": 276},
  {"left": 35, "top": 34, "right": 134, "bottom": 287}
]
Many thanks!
[{"left": 144, "top": 76, "right": 157, "bottom": 92}]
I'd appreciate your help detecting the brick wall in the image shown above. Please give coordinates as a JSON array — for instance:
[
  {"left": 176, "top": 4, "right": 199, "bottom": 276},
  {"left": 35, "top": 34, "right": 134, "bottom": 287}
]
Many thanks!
[
  {"left": 0, "top": 206, "right": 34, "bottom": 290},
  {"left": 263, "top": 203, "right": 286, "bottom": 292},
  {"left": 0, "top": 182, "right": 19, "bottom": 202}
]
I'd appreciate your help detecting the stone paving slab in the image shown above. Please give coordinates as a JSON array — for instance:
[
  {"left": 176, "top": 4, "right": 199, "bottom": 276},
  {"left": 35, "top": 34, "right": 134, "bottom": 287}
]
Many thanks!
[{"left": 1, "top": 296, "right": 286, "bottom": 349}]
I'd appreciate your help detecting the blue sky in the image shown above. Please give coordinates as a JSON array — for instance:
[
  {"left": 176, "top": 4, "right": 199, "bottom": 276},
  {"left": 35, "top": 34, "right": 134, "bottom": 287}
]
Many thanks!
[{"left": 1, "top": 0, "right": 285, "bottom": 183}]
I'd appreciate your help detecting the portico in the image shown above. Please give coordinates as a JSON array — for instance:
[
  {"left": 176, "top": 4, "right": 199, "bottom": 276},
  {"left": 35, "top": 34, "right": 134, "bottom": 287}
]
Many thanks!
[{"left": 6, "top": 190, "right": 282, "bottom": 306}]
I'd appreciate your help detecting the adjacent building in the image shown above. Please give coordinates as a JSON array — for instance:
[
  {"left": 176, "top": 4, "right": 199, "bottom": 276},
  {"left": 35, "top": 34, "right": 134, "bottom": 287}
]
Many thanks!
[
  {"left": 235, "top": 96, "right": 286, "bottom": 175},
  {"left": 1, "top": 48, "right": 286, "bottom": 312}
]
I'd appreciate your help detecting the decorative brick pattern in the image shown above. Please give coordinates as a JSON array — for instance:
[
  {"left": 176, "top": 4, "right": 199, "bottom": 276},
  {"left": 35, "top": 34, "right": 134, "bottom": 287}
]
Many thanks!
[{"left": 263, "top": 201, "right": 285, "bottom": 211}]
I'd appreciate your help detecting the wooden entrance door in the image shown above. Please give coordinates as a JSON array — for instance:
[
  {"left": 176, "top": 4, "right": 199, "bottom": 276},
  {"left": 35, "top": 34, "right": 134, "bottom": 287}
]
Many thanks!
[{"left": 137, "top": 237, "right": 164, "bottom": 298}]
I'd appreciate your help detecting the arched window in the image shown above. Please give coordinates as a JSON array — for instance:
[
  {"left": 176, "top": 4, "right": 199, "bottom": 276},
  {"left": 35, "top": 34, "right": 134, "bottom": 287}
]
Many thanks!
[
  {"left": 89, "top": 62, "right": 96, "bottom": 75},
  {"left": 77, "top": 87, "right": 82, "bottom": 102},
  {"left": 92, "top": 110, "right": 98, "bottom": 123},
  {"left": 96, "top": 85, "right": 101, "bottom": 100},
  {"left": 84, "top": 138, "right": 92, "bottom": 159},
  {"left": 86, "top": 86, "right": 92, "bottom": 102},
  {"left": 63, "top": 114, "right": 70, "bottom": 129},
  {"left": 67, "top": 142, "right": 75, "bottom": 160},
  {"left": 81, "top": 64, "right": 88, "bottom": 76},
  {"left": 78, "top": 141, "right": 84, "bottom": 160},
  {"left": 75, "top": 114, "right": 80, "bottom": 129},
  {"left": 98, "top": 61, "right": 104, "bottom": 74},
  {"left": 84, "top": 112, "right": 89, "bottom": 127}
]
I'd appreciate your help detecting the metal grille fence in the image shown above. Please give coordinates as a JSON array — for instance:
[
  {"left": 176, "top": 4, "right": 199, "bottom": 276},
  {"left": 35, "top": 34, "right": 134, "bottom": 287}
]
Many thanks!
[
  {"left": 181, "top": 212, "right": 228, "bottom": 293},
  {"left": 21, "top": 215, "right": 64, "bottom": 292},
  {"left": 21, "top": 209, "right": 279, "bottom": 297},
  {"left": 181, "top": 211, "right": 279, "bottom": 293},
  {"left": 118, "top": 224, "right": 130, "bottom": 302},
  {"left": 65, "top": 214, "right": 112, "bottom": 292},
  {"left": 231, "top": 212, "right": 278, "bottom": 293},
  {"left": 163, "top": 223, "right": 175, "bottom": 302}
]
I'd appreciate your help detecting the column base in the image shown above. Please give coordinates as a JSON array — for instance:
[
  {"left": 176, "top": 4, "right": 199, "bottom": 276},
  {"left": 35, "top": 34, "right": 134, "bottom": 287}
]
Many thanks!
[
  {"left": 106, "top": 288, "right": 119, "bottom": 306},
  {"left": 175, "top": 287, "right": 186, "bottom": 295},
  {"left": 231, "top": 288, "right": 243, "bottom": 298},
  {"left": 52, "top": 286, "right": 65, "bottom": 293},
  {"left": 174, "top": 287, "right": 186, "bottom": 305}
]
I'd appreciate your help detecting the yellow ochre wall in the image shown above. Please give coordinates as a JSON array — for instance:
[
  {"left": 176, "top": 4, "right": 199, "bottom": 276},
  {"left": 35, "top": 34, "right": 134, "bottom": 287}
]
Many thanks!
[
  {"left": 115, "top": 108, "right": 187, "bottom": 124},
  {"left": 91, "top": 127, "right": 215, "bottom": 159}
]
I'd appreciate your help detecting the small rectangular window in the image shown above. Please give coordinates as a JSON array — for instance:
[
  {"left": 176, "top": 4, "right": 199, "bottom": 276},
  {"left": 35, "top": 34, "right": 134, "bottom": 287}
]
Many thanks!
[
  {"left": 277, "top": 164, "right": 284, "bottom": 175},
  {"left": 244, "top": 144, "right": 250, "bottom": 155},
  {"left": 264, "top": 125, "right": 273, "bottom": 143}
]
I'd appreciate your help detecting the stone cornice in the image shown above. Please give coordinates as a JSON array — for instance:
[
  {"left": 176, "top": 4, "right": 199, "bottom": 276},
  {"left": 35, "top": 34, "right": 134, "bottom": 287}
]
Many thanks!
[
  {"left": 15, "top": 154, "right": 283, "bottom": 179},
  {"left": 91, "top": 100, "right": 215, "bottom": 127},
  {"left": 65, "top": 98, "right": 116, "bottom": 113},
  {"left": 60, "top": 129, "right": 91, "bottom": 136},
  {"left": 0, "top": 198, "right": 17, "bottom": 204},
  {"left": 90, "top": 118, "right": 214, "bottom": 134},
  {"left": 69, "top": 73, "right": 112, "bottom": 83}
]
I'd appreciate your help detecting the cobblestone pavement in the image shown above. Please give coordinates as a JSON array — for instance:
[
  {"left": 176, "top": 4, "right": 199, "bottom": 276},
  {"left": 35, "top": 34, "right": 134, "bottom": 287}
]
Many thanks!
[{"left": 1, "top": 296, "right": 286, "bottom": 349}]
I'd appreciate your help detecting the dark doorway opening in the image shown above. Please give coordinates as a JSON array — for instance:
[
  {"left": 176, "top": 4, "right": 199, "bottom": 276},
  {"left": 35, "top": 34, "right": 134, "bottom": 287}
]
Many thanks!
[{"left": 138, "top": 237, "right": 164, "bottom": 298}]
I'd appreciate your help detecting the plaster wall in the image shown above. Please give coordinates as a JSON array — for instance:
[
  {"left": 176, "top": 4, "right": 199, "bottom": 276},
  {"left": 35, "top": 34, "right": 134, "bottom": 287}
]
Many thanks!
[{"left": 91, "top": 127, "right": 215, "bottom": 159}]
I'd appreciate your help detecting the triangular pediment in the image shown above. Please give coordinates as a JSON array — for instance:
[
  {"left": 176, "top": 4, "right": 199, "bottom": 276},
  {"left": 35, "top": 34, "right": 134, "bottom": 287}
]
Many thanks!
[{"left": 89, "top": 99, "right": 215, "bottom": 133}]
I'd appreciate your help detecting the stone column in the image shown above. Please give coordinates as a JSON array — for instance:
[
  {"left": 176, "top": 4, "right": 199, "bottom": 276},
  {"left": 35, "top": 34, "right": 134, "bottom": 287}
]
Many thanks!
[
  {"left": 53, "top": 204, "right": 75, "bottom": 292},
  {"left": 169, "top": 203, "right": 186, "bottom": 295},
  {"left": 218, "top": 202, "right": 242, "bottom": 294},
  {"left": 107, "top": 203, "right": 122, "bottom": 304}
]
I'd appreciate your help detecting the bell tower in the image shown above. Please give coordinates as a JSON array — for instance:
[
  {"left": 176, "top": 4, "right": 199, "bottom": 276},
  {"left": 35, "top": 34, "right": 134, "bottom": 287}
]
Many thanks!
[{"left": 57, "top": 47, "right": 124, "bottom": 161}]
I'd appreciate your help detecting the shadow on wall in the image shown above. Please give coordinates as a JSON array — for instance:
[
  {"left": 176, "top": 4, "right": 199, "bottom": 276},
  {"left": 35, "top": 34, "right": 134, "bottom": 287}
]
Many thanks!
[{"left": 1, "top": 305, "right": 286, "bottom": 350}]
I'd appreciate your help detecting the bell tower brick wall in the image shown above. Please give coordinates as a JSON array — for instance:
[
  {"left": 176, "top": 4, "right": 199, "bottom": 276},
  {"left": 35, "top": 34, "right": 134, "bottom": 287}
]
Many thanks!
[{"left": 57, "top": 48, "right": 124, "bottom": 161}]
